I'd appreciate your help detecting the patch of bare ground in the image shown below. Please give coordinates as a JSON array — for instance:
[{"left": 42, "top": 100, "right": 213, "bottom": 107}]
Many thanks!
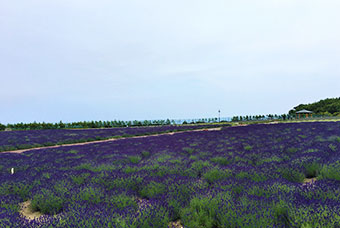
[
  {"left": 266, "top": 121, "right": 280, "bottom": 124},
  {"left": 169, "top": 220, "right": 183, "bottom": 228},
  {"left": 302, "top": 177, "right": 317, "bottom": 186},
  {"left": 19, "top": 201, "right": 42, "bottom": 220},
  {"left": 3, "top": 127, "right": 222, "bottom": 154},
  {"left": 136, "top": 197, "right": 152, "bottom": 212}
]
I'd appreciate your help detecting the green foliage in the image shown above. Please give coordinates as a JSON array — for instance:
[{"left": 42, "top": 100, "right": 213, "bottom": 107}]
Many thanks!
[
  {"left": 168, "top": 183, "right": 193, "bottom": 220},
  {"left": 67, "top": 149, "right": 78, "bottom": 154},
  {"left": 248, "top": 185, "right": 270, "bottom": 197},
  {"left": 244, "top": 145, "right": 253, "bottom": 151},
  {"left": 109, "top": 193, "right": 137, "bottom": 210},
  {"left": 191, "top": 160, "right": 211, "bottom": 177},
  {"left": 289, "top": 97, "right": 340, "bottom": 116},
  {"left": 156, "top": 154, "right": 172, "bottom": 163},
  {"left": 30, "top": 189, "right": 64, "bottom": 215},
  {"left": 289, "top": 205, "right": 340, "bottom": 227},
  {"left": 189, "top": 155, "right": 198, "bottom": 160},
  {"left": 134, "top": 206, "right": 170, "bottom": 228},
  {"left": 141, "top": 150, "right": 150, "bottom": 158},
  {"left": 250, "top": 172, "right": 268, "bottom": 182},
  {"left": 203, "top": 168, "right": 231, "bottom": 184},
  {"left": 123, "top": 166, "right": 139, "bottom": 174},
  {"left": 42, "top": 172, "right": 51, "bottom": 179},
  {"left": 77, "top": 187, "right": 104, "bottom": 204},
  {"left": 328, "top": 144, "right": 337, "bottom": 152},
  {"left": 304, "top": 161, "right": 322, "bottom": 178},
  {"left": 98, "top": 176, "right": 143, "bottom": 192},
  {"left": 140, "top": 181, "right": 166, "bottom": 199},
  {"left": 182, "top": 147, "right": 194, "bottom": 155},
  {"left": 257, "top": 156, "right": 282, "bottom": 165},
  {"left": 287, "top": 147, "right": 299, "bottom": 154},
  {"left": 0, "top": 183, "right": 32, "bottom": 200},
  {"left": 71, "top": 173, "right": 91, "bottom": 185},
  {"left": 210, "top": 156, "right": 230, "bottom": 166},
  {"left": 273, "top": 200, "right": 291, "bottom": 226},
  {"left": 74, "top": 163, "right": 94, "bottom": 171},
  {"left": 235, "top": 171, "right": 249, "bottom": 179},
  {"left": 128, "top": 155, "right": 142, "bottom": 164},
  {"left": 319, "top": 162, "right": 340, "bottom": 181},
  {"left": 180, "top": 196, "right": 219, "bottom": 228},
  {"left": 280, "top": 168, "right": 305, "bottom": 183},
  {"left": 0, "top": 123, "right": 6, "bottom": 131}
]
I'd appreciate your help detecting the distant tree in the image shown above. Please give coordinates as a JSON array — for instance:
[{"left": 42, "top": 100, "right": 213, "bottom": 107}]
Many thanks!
[
  {"left": 232, "top": 116, "right": 239, "bottom": 122},
  {"left": 0, "top": 123, "right": 6, "bottom": 131},
  {"left": 59, "top": 121, "right": 65, "bottom": 129}
]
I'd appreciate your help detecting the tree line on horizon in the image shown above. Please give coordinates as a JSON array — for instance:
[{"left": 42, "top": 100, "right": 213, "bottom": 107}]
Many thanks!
[
  {"left": 0, "top": 114, "right": 290, "bottom": 131},
  {"left": 231, "top": 114, "right": 292, "bottom": 122},
  {"left": 0, "top": 118, "right": 221, "bottom": 131},
  {"left": 1, "top": 97, "right": 339, "bottom": 131}
]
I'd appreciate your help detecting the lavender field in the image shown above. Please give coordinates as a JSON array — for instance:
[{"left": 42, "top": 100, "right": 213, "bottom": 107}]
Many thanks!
[
  {"left": 0, "top": 124, "right": 226, "bottom": 152},
  {"left": 1, "top": 122, "right": 340, "bottom": 227}
]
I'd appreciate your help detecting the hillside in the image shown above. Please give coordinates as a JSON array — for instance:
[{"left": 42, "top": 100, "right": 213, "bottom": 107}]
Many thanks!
[{"left": 289, "top": 97, "right": 340, "bottom": 116}]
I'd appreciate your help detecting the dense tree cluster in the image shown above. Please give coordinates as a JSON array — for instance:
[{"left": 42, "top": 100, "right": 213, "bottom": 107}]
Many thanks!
[
  {"left": 289, "top": 97, "right": 340, "bottom": 116},
  {"left": 0, "top": 123, "right": 6, "bottom": 131}
]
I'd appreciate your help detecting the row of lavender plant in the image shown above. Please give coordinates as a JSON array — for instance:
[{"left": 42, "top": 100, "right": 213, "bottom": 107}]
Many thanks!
[
  {"left": 0, "top": 122, "right": 339, "bottom": 227},
  {"left": 0, "top": 124, "right": 229, "bottom": 152}
]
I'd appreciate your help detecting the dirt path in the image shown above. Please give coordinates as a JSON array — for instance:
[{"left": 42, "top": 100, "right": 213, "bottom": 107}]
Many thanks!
[{"left": 2, "top": 127, "right": 222, "bottom": 154}]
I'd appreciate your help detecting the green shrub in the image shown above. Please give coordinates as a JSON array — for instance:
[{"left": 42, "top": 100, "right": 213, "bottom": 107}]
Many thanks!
[
  {"left": 280, "top": 168, "right": 305, "bottom": 183},
  {"left": 111, "top": 176, "right": 143, "bottom": 191},
  {"left": 250, "top": 172, "right": 268, "bottom": 182},
  {"left": 328, "top": 144, "right": 337, "bottom": 152},
  {"left": 203, "top": 168, "right": 230, "bottom": 184},
  {"left": 191, "top": 160, "right": 211, "bottom": 177},
  {"left": 287, "top": 147, "right": 299, "bottom": 154},
  {"left": 182, "top": 147, "right": 194, "bottom": 155},
  {"left": 180, "top": 196, "right": 219, "bottom": 228},
  {"left": 235, "top": 171, "right": 249, "bottom": 179},
  {"left": 123, "top": 166, "right": 139, "bottom": 174},
  {"left": 140, "top": 181, "right": 166, "bottom": 199},
  {"left": 244, "top": 145, "right": 253, "bottom": 151},
  {"left": 156, "top": 154, "right": 172, "bottom": 163},
  {"left": 319, "top": 162, "right": 340, "bottom": 181},
  {"left": 304, "top": 161, "right": 322, "bottom": 178},
  {"left": 141, "top": 150, "right": 150, "bottom": 158},
  {"left": 109, "top": 193, "right": 137, "bottom": 210},
  {"left": 30, "top": 189, "right": 64, "bottom": 215},
  {"left": 273, "top": 200, "right": 291, "bottom": 227},
  {"left": 0, "top": 183, "right": 33, "bottom": 200},
  {"left": 231, "top": 185, "right": 244, "bottom": 195},
  {"left": 71, "top": 173, "right": 90, "bottom": 185},
  {"left": 128, "top": 156, "right": 142, "bottom": 164},
  {"left": 77, "top": 186, "right": 104, "bottom": 204},
  {"left": 134, "top": 206, "right": 170, "bottom": 228},
  {"left": 210, "top": 156, "right": 230, "bottom": 166},
  {"left": 168, "top": 184, "right": 193, "bottom": 220}
]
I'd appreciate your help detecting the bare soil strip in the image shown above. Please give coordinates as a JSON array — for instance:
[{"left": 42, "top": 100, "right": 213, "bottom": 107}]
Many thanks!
[
  {"left": 302, "top": 177, "right": 317, "bottom": 186},
  {"left": 19, "top": 201, "right": 42, "bottom": 220},
  {"left": 2, "top": 127, "right": 222, "bottom": 154}
]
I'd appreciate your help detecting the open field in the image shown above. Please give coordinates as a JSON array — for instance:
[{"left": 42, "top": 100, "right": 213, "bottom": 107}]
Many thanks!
[
  {"left": 1, "top": 122, "right": 340, "bottom": 227},
  {"left": 0, "top": 124, "right": 229, "bottom": 153}
]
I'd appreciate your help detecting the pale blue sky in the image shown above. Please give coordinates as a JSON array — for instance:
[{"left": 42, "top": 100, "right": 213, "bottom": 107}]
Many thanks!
[{"left": 1, "top": 0, "right": 340, "bottom": 123}]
